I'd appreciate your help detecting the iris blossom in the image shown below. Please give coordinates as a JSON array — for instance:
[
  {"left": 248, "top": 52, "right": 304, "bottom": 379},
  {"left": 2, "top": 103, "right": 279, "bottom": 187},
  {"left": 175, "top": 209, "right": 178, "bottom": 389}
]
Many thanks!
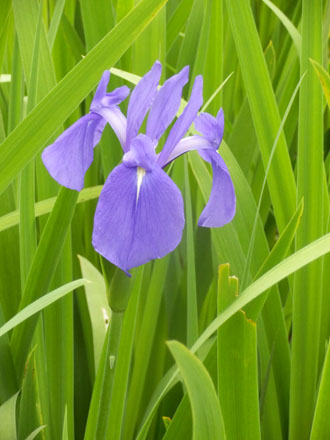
[{"left": 42, "top": 61, "right": 236, "bottom": 274}]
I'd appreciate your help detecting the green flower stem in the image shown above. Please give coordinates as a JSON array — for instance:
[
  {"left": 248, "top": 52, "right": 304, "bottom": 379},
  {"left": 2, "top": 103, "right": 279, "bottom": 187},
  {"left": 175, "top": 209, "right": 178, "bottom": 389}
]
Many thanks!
[
  {"left": 92, "top": 269, "right": 132, "bottom": 439},
  {"left": 108, "top": 268, "right": 132, "bottom": 313},
  {"left": 95, "top": 310, "right": 124, "bottom": 438}
]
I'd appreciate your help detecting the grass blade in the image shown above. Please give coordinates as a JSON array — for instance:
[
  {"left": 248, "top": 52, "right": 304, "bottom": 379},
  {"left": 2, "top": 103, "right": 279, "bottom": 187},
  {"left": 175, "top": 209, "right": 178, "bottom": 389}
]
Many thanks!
[
  {"left": 225, "top": 0, "right": 296, "bottom": 232},
  {"left": 25, "top": 426, "right": 47, "bottom": 440},
  {"left": 78, "top": 256, "right": 110, "bottom": 372},
  {"left": 11, "top": 188, "right": 78, "bottom": 380},
  {"left": 0, "top": 392, "right": 19, "bottom": 440},
  {"left": 255, "top": 199, "right": 304, "bottom": 279},
  {"left": 0, "top": 308, "right": 17, "bottom": 403},
  {"left": 241, "top": 73, "right": 305, "bottom": 288},
  {"left": 18, "top": 0, "right": 43, "bottom": 287},
  {"left": 47, "top": 0, "right": 66, "bottom": 50},
  {"left": 184, "top": 158, "right": 198, "bottom": 346},
  {"left": 262, "top": 0, "right": 301, "bottom": 57},
  {"left": 167, "top": 340, "right": 226, "bottom": 440},
  {"left": 310, "top": 58, "right": 330, "bottom": 107},
  {"left": 17, "top": 352, "right": 42, "bottom": 440},
  {"left": 124, "top": 258, "right": 169, "bottom": 440},
  {"left": 217, "top": 265, "right": 260, "bottom": 439},
  {"left": 290, "top": 1, "right": 324, "bottom": 437},
  {"left": 0, "top": 279, "right": 88, "bottom": 337},
  {"left": 80, "top": 0, "right": 114, "bottom": 51},
  {"left": 310, "top": 342, "right": 330, "bottom": 439},
  {"left": 0, "top": 185, "right": 102, "bottom": 233}
]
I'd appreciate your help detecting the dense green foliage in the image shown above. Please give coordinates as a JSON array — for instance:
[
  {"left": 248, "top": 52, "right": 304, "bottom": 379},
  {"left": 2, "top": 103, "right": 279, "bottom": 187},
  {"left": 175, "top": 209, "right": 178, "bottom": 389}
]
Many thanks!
[{"left": 0, "top": 0, "right": 329, "bottom": 439}]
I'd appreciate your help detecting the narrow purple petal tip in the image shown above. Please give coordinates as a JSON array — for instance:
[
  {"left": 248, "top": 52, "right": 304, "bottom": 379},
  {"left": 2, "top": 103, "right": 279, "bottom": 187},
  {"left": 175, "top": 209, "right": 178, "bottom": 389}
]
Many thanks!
[
  {"left": 158, "top": 74, "right": 203, "bottom": 168},
  {"left": 91, "top": 70, "right": 111, "bottom": 110},
  {"left": 126, "top": 61, "right": 162, "bottom": 150},
  {"left": 198, "top": 150, "right": 236, "bottom": 228},
  {"left": 146, "top": 65, "right": 190, "bottom": 142}
]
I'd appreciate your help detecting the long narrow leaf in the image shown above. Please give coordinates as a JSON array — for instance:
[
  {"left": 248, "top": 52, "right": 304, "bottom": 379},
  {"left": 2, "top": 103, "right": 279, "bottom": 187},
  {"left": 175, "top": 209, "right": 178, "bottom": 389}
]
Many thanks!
[
  {"left": 290, "top": 1, "right": 324, "bottom": 437},
  {"left": 225, "top": 0, "right": 296, "bottom": 232},
  {"left": 167, "top": 340, "right": 226, "bottom": 440},
  {"left": 0, "top": 279, "right": 88, "bottom": 337}
]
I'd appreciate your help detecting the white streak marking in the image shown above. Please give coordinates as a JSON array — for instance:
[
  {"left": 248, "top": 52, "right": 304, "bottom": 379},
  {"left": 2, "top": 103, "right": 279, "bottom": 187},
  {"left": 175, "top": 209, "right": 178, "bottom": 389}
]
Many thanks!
[{"left": 136, "top": 167, "right": 146, "bottom": 204}]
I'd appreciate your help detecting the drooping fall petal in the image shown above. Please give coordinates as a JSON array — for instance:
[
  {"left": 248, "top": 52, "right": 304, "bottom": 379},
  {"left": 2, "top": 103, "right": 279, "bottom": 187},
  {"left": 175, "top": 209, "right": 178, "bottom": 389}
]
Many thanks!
[
  {"left": 42, "top": 114, "right": 100, "bottom": 191},
  {"left": 92, "top": 163, "right": 184, "bottom": 273},
  {"left": 42, "top": 71, "right": 129, "bottom": 190}
]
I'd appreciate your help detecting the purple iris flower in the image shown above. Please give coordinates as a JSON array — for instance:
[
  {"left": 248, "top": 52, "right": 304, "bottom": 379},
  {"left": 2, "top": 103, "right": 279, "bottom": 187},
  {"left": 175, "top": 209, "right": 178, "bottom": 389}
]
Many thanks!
[
  {"left": 42, "top": 71, "right": 129, "bottom": 191},
  {"left": 41, "top": 61, "right": 236, "bottom": 274},
  {"left": 91, "top": 62, "right": 236, "bottom": 273}
]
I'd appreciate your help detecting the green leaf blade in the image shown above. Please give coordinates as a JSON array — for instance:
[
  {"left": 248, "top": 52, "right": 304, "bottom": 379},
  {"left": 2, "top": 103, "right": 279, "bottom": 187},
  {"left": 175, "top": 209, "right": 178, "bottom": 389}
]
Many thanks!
[{"left": 167, "top": 340, "right": 226, "bottom": 440}]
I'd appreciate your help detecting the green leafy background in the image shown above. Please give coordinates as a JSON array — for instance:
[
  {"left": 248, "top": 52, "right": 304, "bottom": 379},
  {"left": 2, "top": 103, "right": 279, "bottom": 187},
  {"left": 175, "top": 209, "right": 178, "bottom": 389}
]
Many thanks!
[{"left": 0, "top": 0, "right": 329, "bottom": 439}]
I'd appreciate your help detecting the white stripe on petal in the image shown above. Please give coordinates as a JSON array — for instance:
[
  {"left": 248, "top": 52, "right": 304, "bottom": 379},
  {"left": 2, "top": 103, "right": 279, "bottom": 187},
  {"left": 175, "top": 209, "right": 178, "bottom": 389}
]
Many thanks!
[{"left": 136, "top": 167, "right": 146, "bottom": 203}]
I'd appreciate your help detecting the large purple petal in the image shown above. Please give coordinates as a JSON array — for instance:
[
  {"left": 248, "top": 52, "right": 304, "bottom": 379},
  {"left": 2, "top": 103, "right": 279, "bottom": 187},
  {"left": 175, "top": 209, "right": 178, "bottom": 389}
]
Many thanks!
[
  {"left": 42, "top": 113, "right": 100, "bottom": 191},
  {"left": 146, "top": 66, "right": 189, "bottom": 142},
  {"left": 198, "top": 150, "right": 236, "bottom": 227},
  {"left": 92, "top": 163, "right": 184, "bottom": 273},
  {"left": 123, "top": 134, "right": 157, "bottom": 170},
  {"left": 126, "top": 61, "right": 162, "bottom": 150},
  {"left": 157, "top": 75, "right": 203, "bottom": 168},
  {"left": 194, "top": 108, "right": 224, "bottom": 145}
]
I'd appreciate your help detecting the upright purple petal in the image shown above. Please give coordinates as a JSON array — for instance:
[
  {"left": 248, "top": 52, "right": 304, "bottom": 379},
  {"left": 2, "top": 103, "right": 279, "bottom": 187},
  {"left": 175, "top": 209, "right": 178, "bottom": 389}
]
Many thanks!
[
  {"left": 126, "top": 61, "right": 162, "bottom": 150},
  {"left": 194, "top": 108, "right": 224, "bottom": 145},
  {"left": 91, "top": 70, "right": 110, "bottom": 109},
  {"left": 198, "top": 150, "right": 236, "bottom": 227},
  {"left": 92, "top": 163, "right": 184, "bottom": 273},
  {"left": 157, "top": 75, "right": 203, "bottom": 168},
  {"left": 42, "top": 113, "right": 100, "bottom": 191},
  {"left": 146, "top": 66, "right": 189, "bottom": 142}
]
